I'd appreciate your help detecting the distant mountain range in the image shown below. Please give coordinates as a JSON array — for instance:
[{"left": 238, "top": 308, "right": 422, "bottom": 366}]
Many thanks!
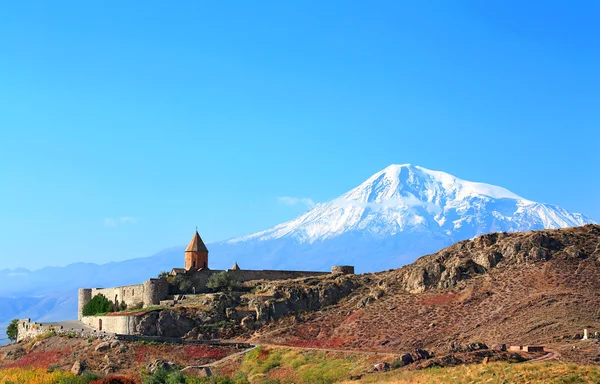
[{"left": 0, "top": 164, "right": 594, "bottom": 337}]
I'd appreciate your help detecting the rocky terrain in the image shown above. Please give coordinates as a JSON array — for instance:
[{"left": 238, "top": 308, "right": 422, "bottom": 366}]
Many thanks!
[
  {"left": 3, "top": 224, "right": 600, "bottom": 382},
  {"left": 251, "top": 224, "right": 600, "bottom": 358}
]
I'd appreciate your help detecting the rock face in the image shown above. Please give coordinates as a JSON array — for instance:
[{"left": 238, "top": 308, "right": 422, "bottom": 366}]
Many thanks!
[
  {"left": 251, "top": 275, "right": 360, "bottom": 323},
  {"left": 396, "top": 225, "right": 600, "bottom": 293},
  {"left": 136, "top": 310, "right": 197, "bottom": 337},
  {"left": 146, "top": 359, "right": 176, "bottom": 374}
]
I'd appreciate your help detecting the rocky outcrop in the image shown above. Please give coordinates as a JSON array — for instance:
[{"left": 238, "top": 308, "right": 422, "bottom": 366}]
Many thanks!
[
  {"left": 394, "top": 225, "right": 600, "bottom": 293},
  {"left": 248, "top": 275, "right": 360, "bottom": 324},
  {"left": 136, "top": 310, "right": 197, "bottom": 337},
  {"left": 71, "top": 360, "right": 86, "bottom": 375}
]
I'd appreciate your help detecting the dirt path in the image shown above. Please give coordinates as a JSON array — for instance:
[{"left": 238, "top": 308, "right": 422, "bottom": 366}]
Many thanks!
[
  {"left": 205, "top": 346, "right": 257, "bottom": 367},
  {"left": 527, "top": 348, "right": 560, "bottom": 363}
]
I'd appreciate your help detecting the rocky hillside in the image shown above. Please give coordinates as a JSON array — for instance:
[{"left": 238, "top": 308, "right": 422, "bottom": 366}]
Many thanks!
[{"left": 252, "top": 224, "right": 600, "bottom": 361}]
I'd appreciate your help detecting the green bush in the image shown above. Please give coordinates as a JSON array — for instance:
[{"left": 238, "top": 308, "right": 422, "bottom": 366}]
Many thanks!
[
  {"left": 82, "top": 294, "right": 114, "bottom": 316},
  {"left": 207, "top": 272, "right": 240, "bottom": 292},
  {"left": 6, "top": 319, "right": 18, "bottom": 342}
]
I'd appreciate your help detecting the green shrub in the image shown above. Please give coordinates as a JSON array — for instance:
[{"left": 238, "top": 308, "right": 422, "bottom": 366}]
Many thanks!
[
  {"left": 207, "top": 272, "right": 240, "bottom": 292},
  {"left": 6, "top": 319, "right": 18, "bottom": 342},
  {"left": 82, "top": 294, "right": 114, "bottom": 316},
  {"left": 391, "top": 357, "right": 405, "bottom": 369},
  {"left": 119, "top": 301, "right": 128, "bottom": 311}
]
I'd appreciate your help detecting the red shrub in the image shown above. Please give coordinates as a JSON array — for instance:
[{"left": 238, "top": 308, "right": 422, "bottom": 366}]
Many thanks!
[
  {"left": 183, "top": 345, "right": 227, "bottom": 359},
  {"left": 134, "top": 345, "right": 150, "bottom": 362},
  {"left": 5, "top": 349, "right": 69, "bottom": 369}
]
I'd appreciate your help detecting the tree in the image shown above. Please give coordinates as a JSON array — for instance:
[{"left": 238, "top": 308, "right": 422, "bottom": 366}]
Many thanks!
[
  {"left": 158, "top": 271, "right": 170, "bottom": 279},
  {"left": 6, "top": 319, "right": 18, "bottom": 343},
  {"left": 82, "top": 294, "right": 114, "bottom": 316},
  {"left": 206, "top": 271, "right": 240, "bottom": 292}
]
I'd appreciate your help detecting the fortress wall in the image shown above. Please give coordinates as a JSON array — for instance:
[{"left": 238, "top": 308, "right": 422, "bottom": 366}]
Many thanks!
[
  {"left": 90, "top": 283, "right": 145, "bottom": 310},
  {"left": 17, "top": 319, "right": 56, "bottom": 342},
  {"left": 143, "top": 278, "right": 170, "bottom": 306},
  {"left": 227, "top": 269, "right": 330, "bottom": 282},
  {"left": 81, "top": 315, "right": 137, "bottom": 335},
  {"left": 172, "top": 269, "right": 330, "bottom": 294},
  {"left": 78, "top": 289, "right": 92, "bottom": 320}
]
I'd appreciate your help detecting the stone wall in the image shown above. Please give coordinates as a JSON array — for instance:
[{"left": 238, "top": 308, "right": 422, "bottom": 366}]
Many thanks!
[
  {"left": 81, "top": 315, "right": 138, "bottom": 335},
  {"left": 17, "top": 319, "right": 100, "bottom": 342},
  {"left": 143, "top": 278, "right": 170, "bottom": 306},
  {"left": 78, "top": 289, "right": 92, "bottom": 320},
  {"left": 79, "top": 278, "right": 171, "bottom": 319},
  {"left": 17, "top": 319, "right": 56, "bottom": 342},
  {"left": 90, "top": 284, "right": 145, "bottom": 310},
  {"left": 172, "top": 269, "right": 331, "bottom": 294}
]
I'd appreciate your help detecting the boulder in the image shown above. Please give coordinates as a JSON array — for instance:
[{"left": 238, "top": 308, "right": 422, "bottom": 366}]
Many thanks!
[
  {"left": 369, "top": 362, "right": 390, "bottom": 372},
  {"left": 440, "top": 355, "right": 463, "bottom": 366},
  {"left": 181, "top": 366, "right": 212, "bottom": 377},
  {"left": 71, "top": 360, "right": 86, "bottom": 375},
  {"left": 147, "top": 359, "right": 176, "bottom": 375},
  {"left": 95, "top": 341, "right": 111, "bottom": 352},
  {"left": 491, "top": 344, "right": 507, "bottom": 351},
  {"left": 115, "top": 345, "right": 128, "bottom": 354},
  {"left": 241, "top": 315, "right": 255, "bottom": 329},
  {"left": 414, "top": 348, "right": 432, "bottom": 360},
  {"left": 468, "top": 342, "right": 488, "bottom": 351},
  {"left": 401, "top": 353, "right": 414, "bottom": 365},
  {"left": 109, "top": 340, "right": 121, "bottom": 349}
]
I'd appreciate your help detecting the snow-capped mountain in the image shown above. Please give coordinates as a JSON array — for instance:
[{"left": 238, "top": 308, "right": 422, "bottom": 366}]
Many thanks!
[
  {"left": 212, "top": 164, "right": 594, "bottom": 272},
  {"left": 0, "top": 164, "right": 594, "bottom": 326}
]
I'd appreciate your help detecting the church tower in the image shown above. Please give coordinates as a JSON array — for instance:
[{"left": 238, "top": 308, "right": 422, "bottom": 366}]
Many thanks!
[{"left": 185, "top": 230, "right": 209, "bottom": 270}]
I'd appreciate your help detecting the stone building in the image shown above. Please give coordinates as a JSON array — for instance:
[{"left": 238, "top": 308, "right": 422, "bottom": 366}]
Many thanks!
[{"left": 184, "top": 230, "right": 209, "bottom": 271}]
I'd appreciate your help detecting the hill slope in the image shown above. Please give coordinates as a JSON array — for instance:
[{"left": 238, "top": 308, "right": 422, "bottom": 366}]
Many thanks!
[{"left": 252, "top": 224, "right": 600, "bottom": 359}]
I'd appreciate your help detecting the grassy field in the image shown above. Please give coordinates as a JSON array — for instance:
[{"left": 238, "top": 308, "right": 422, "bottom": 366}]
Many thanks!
[{"left": 219, "top": 347, "right": 600, "bottom": 384}]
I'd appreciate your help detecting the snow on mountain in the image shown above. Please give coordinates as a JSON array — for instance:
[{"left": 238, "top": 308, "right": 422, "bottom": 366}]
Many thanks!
[
  {"left": 229, "top": 164, "right": 592, "bottom": 243},
  {"left": 217, "top": 164, "right": 593, "bottom": 272}
]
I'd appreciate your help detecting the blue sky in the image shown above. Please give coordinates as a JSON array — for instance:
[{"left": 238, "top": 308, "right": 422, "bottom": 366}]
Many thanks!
[{"left": 0, "top": 1, "right": 598, "bottom": 269}]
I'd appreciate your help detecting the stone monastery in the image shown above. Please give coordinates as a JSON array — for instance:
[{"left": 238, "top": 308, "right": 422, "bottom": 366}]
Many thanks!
[{"left": 69, "top": 230, "right": 352, "bottom": 334}]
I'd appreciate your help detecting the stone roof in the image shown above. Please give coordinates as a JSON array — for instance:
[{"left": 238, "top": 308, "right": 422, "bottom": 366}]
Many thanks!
[
  {"left": 231, "top": 262, "right": 240, "bottom": 271},
  {"left": 185, "top": 230, "right": 209, "bottom": 253}
]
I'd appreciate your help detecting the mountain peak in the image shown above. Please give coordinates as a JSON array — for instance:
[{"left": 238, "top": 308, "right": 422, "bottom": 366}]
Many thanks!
[{"left": 228, "top": 165, "right": 593, "bottom": 251}]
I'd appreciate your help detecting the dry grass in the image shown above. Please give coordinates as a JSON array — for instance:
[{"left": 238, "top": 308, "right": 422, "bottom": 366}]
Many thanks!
[{"left": 346, "top": 362, "right": 600, "bottom": 383}]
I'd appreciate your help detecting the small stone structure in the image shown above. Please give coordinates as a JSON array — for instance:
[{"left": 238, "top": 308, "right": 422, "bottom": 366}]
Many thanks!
[
  {"left": 331, "top": 265, "right": 355, "bottom": 275},
  {"left": 509, "top": 345, "right": 544, "bottom": 353}
]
